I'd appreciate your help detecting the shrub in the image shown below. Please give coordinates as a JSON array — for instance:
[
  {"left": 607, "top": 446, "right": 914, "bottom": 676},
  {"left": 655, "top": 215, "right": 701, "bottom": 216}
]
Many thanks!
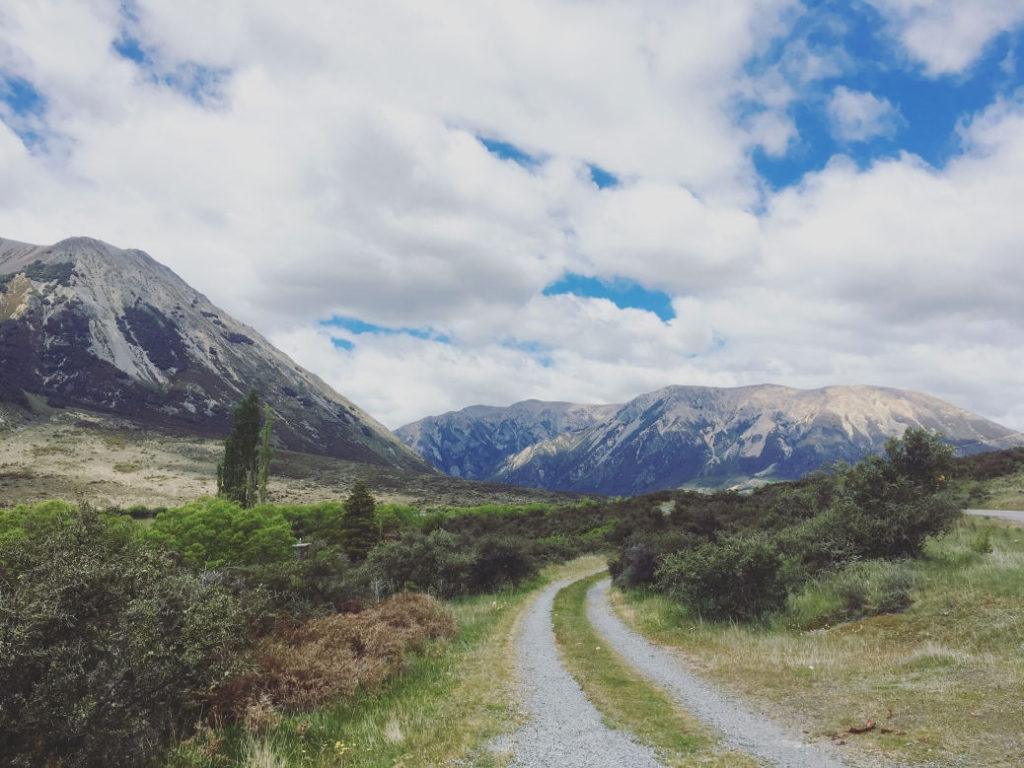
[
  {"left": 211, "top": 592, "right": 457, "bottom": 720},
  {"left": 358, "top": 530, "right": 473, "bottom": 598},
  {"left": 148, "top": 497, "right": 295, "bottom": 568},
  {"left": 468, "top": 534, "right": 537, "bottom": 592},
  {"left": 0, "top": 507, "right": 250, "bottom": 768},
  {"left": 610, "top": 530, "right": 701, "bottom": 588},
  {"left": 819, "top": 492, "right": 962, "bottom": 561},
  {"left": 656, "top": 534, "right": 787, "bottom": 621}
]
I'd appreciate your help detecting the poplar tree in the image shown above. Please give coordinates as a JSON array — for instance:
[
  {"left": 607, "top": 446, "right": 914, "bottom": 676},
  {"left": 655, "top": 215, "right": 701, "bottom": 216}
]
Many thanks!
[
  {"left": 217, "top": 389, "right": 262, "bottom": 507},
  {"left": 257, "top": 404, "right": 274, "bottom": 505}
]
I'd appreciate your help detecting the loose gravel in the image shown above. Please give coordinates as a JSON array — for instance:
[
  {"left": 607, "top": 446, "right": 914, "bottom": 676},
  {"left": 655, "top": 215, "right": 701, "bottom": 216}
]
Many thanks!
[
  {"left": 965, "top": 508, "right": 1024, "bottom": 524},
  {"left": 503, "top": 577, "right": 669, "bottom": 768},
  {"left": 587, "top": 579, "right": 851, "bottom": 768}
]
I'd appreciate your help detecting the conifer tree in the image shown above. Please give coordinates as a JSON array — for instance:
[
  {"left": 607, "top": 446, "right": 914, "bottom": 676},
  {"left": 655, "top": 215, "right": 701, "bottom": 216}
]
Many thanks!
[
  {"left": 256, "top": 404, "right": 274, "bottom": 505},
  {"left": 340, "top": 480, "right": 378, "bottom": 562},
  {"left": 217, "top": 389, "right": 262, "bottom": 507}
]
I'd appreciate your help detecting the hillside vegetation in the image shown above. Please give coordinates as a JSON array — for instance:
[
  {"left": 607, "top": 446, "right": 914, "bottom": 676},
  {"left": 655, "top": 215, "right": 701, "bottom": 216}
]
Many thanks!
[{"left": 2, "top": 432, "right": 1022, "bottom": 767}]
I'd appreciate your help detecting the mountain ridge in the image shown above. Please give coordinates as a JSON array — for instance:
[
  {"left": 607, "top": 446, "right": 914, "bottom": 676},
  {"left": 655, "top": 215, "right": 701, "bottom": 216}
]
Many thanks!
[
  {"left": 396, "top": 384, "right": 1024, "bottom": 494},
  {"left": 0, "top": 235, "right": 432, "bottom": 472}
]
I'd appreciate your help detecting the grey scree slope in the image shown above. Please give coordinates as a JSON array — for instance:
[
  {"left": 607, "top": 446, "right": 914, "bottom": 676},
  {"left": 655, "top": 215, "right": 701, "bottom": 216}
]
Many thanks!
[
  {"left": 504, "top": 577, "right": 668, "bottom": 768},
  {"left": 587, "top": 579, "right": 851, "bottom": 768}
]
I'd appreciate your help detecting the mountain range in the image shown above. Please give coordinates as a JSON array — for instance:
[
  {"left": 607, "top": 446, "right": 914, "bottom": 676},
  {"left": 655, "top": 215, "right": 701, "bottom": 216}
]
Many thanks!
[
  {"left": 396, "top": 385, "right": 1024, "bottom": 495},
  {"left": 4, "top": 234, "right": 1022, "bottom": 501},
  {"left": 0, "top": 236, "right": 431, "bottom": 473}
]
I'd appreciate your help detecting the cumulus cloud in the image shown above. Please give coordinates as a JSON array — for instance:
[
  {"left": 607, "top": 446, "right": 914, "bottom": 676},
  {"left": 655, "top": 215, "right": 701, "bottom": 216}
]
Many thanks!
[
  {"left": 1, "top": 1, "right": 1023, "bottom": 434},
  {"left": 868, "top": 0, "right": 1024, "bottom": 75},
  {"left": 827, "top": 86, "right": 902, "bottom": 142}
]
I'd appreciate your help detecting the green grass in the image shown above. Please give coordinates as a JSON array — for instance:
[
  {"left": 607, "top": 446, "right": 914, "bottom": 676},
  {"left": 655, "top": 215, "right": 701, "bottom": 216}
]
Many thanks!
[
  {"left": 965, "top": 470, "right": 1024, "bottom": 510},
  {"left": 612, "top": 518, "right": 1024, "bottom": 767},
  {"left": 164, "top": 556, "right": 606, "bottom": 768},
  {"left": 550, "top": 573, "right": 755, "bottom": 768}
]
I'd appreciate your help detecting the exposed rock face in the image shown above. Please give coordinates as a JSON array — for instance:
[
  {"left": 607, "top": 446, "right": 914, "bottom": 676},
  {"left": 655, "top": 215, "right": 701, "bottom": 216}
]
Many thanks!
[
  {"left": 0, "top": 236, "right": 432, "bottom": 472},
  {"left": 397, "top": 384, "right": 1024, "bottom": 494},
  {"left": 395, "top": 400, "right": 619, "bottom": 479}
]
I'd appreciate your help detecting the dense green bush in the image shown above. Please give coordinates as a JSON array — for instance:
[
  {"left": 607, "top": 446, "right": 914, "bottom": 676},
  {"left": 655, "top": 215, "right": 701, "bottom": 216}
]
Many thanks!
[
  {"left": 0, "top": 506, "right": 250, "bottom": 768},
  {"left": 468, "top": 534, "right": 537, "bottom": 592},
  {"left": 147, "top": 497, "right": 295, "bottom": 568},
  {"left": 358, "top": 529, "right": 473, "bottom": 598},
  {"left": 279, "top": 501, "right": 347, "bottom": 545},
  {"left": 656, "top": 534, "right": 787, "bottom": 621}
]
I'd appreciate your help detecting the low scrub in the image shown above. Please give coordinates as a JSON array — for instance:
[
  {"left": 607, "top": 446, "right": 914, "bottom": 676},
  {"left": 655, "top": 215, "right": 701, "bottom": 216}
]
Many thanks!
[
  {"left": 656, "top": 533, "right": 787, "bottom": 621},
  {"left": 211, "top": 592, "right": 457, "bottom": 722},
  {"left": 786, "top": 559, "right": 917, "bottom": 630}
]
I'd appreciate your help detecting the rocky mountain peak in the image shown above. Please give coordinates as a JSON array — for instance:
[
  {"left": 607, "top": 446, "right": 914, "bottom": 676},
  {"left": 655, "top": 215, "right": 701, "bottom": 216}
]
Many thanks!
[
  {"left": 0, "top": 235, "right": 432, "bottom": 472},
  {"left": 397, "top": 384, "right": 1024, "bottom": 494}
]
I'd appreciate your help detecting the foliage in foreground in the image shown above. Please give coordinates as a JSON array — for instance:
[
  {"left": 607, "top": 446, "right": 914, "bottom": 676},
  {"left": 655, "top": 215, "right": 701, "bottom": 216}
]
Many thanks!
[{"left": 0, "top": 506, "right": 250, "bottom": 768}]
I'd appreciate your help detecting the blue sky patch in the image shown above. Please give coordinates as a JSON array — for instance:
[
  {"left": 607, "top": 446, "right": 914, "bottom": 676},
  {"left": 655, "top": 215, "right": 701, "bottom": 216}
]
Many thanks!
[
  {"left": 543, "top": 273, "right": 675, "bottom": 322},
  {"left": 112, "top": 34, "right": 148, "bottom": 64},
  {"left": 588, "top": 163, "right": 618, "bottom": 188},
  {"left": 112, "top": 26, "right": 229, "bottom": 107},
  {"left": 0, "top": 73, "right": 47, "bottom": 149},
  {"left": 747, "top": 3, "right": 1024, "bottom": 189},
  {"left": 321, "top": 315, "right": 452, "bottom": 344},
  {"left": 478, "top": 136, "right": 541, "bottom": 167},
  {"left": 331, "top": 337, "right": 354, "bottom": 351}
]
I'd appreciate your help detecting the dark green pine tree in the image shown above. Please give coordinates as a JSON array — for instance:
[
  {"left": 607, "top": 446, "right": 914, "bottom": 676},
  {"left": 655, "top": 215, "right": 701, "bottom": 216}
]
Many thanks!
[
  {"left": 217, "top": 389, "right": 262, "bottom": 507},
  {"left": 340, "top": 480, "right": 379, "bottom": 562}
]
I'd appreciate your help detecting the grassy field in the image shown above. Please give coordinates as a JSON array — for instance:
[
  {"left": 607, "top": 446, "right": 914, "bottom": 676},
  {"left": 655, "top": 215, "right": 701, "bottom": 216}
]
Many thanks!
[
  {"left": 551, "top": 573, "right": 755, "bottom": 768},
  {"left": 0, "top": 407, "right": 583, "bottom": 510},
  {"left": 967, "top": 470, "right": 1024, "bottom": 510},
  {"left": 165, "top": 556, "right": 606, "bottom": 768},
  {"left": 612, "top": 517, "right": 1024, "bottom": 767}
]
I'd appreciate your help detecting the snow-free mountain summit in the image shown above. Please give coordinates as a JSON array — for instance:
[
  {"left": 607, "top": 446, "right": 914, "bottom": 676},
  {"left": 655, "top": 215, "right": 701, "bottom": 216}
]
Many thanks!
[
  {"left": 397, "top": 385, "right": 1024, "bottom": 495},
  {"left": 0, "top": 236, "right": 431, "bottom": 472}
]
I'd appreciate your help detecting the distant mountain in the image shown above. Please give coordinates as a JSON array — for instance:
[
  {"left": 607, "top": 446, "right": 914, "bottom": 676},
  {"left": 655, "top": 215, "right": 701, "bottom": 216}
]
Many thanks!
[
  {"left": 397, "top": 384, "right": 1024, "bottom": 494},
  {"left": 0, "top": 236, "right": 432, "bottom": 472}
]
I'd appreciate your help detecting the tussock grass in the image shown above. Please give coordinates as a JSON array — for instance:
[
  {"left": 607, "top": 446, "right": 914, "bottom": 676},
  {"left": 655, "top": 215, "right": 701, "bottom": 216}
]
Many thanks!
[
  {"left": 167, "top": 556, "right": 606, "bottom": 768},
  {"left": 614, "top": 519, "right": 1024, "bottom": 767},
  {"left": 551, "top": 573, "right": 756, "bottom": 768}
]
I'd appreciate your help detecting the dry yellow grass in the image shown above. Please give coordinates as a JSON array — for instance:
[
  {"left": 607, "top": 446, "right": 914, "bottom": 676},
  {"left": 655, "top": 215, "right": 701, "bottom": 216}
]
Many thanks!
[{"left": 0, "top": 408, "right": 582, "bottom": 509}]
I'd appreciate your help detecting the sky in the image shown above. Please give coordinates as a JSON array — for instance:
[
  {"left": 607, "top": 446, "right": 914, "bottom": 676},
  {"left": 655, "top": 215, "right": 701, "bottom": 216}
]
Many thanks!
[{"left": 2, "top": 1, "right": 1024, "bottom": 431}]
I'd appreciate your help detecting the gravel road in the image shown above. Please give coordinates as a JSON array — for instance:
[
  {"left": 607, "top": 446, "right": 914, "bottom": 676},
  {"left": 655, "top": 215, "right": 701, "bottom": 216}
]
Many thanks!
[
  {"left": 504, "top": 577, "right": 668, "bottom": 768},
  {"left": 587, "top": 579, "right": 851, "bottom": 768},
  {"left": 965, "top": 508, "right": 1024, "bottom": 524}
]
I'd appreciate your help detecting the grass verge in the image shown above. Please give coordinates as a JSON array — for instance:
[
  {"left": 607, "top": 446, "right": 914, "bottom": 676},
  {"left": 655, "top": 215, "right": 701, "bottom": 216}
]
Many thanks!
[
  {"left": 612, "top": 518, "right": 1024, "bottom": 768},
  {"left": 165, "top": 555, "right": 606, "bottom": 768},
  {"left": 551, "top": 572, "right": 756, "bottom": 768}
]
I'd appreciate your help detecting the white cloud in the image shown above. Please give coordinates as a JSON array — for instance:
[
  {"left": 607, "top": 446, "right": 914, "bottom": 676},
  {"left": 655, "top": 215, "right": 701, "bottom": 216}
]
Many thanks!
[
  {"left": 827, "top": 86, "right": 902, "bottom": 142},
  {"left": 1, "top": 0, "right": 1024, "bottom": 437},
  {"left": 868, "top": 0, "right": 1024, "bottom": 75}
]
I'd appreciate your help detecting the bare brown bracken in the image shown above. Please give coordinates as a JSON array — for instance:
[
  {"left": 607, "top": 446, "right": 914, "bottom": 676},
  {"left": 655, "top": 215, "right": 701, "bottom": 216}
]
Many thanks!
[{"left": 212, "top": 592, "right": 457, "bottom": 723}]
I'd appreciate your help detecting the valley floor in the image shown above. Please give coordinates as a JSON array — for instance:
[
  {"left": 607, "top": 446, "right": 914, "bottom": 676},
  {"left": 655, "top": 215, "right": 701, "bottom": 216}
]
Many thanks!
[{"left": 0, "top": 408, "right": 581, "bottom": 509}]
